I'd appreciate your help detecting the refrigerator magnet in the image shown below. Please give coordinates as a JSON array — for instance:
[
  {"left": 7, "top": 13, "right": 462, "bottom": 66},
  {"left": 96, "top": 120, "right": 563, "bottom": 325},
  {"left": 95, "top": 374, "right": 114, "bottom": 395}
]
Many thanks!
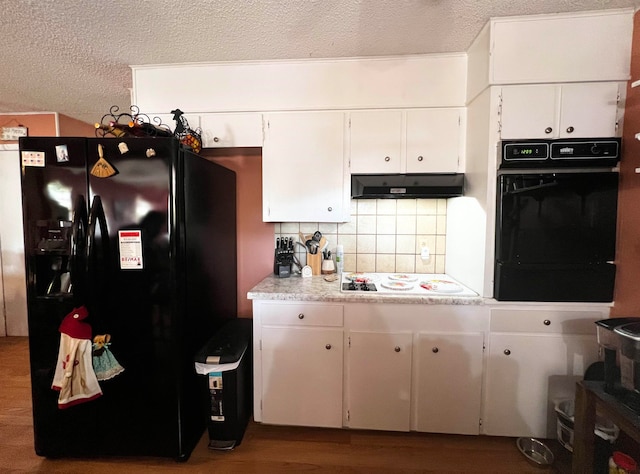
[
  {"left": 117, "top": 142, "right": 129, "bottom": 154},
  {"left": 118, "top": 230, "right": 144, "bottom": 269},
  {"left": 146, "top": 148, "right": 156, "bottom": 158},
  {"left": 21, "top": 151, "right": 45, "bottom": 167},
  {"left": 55, "top": 145, "right": 69, "bottom": 163}
]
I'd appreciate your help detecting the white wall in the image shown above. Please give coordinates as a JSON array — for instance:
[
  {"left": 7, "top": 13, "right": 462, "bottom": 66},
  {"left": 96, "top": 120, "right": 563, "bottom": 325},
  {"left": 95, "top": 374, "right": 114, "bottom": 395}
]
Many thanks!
[{"left": 0, "top": 148, "right": 28, "bottom": 336}]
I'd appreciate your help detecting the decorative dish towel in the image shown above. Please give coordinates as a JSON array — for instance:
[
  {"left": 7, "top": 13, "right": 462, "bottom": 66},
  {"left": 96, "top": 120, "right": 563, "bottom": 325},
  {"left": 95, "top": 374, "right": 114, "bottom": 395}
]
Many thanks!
[{"left": 51, "top": 306, "right": 102, "bottom": 409}]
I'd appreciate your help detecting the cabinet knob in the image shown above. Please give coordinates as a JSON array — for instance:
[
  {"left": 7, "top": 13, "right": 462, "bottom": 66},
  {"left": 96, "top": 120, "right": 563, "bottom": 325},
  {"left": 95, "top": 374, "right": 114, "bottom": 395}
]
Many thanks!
[
  {"left": 298, "top": 313, "right": 304, "bottom": 319},
  {"left": 417, "top": 156, "right": 424, "bottom": 162},
  {"left": 566, "top": 126, "right": 574, "bottom": 134},
  {"left": 325, "top": 344, "right": 332, "bottom": 350},
  {"left": 432, "top": 347, "right": 439, "bottom": 353},
  {"left": 384, "top": 156, "right": 391, "bottom": 162},
  {"left": 213, "top": 136, "right": 220, "bottom": 143},
  {"left": 327, "top": 207, "right": 332, "bottom": 212},
  {"left": 544, "top": 127, "right": 553, "bottom": 134},
  {"left": 504, "top": 349, "right": 511, "bottom": 356},
  {"left": 394, "top": 346, "right": 401, "bottom": 353},
  {"left": 543, "top": 319, "right": 551, "bottom": 326}
]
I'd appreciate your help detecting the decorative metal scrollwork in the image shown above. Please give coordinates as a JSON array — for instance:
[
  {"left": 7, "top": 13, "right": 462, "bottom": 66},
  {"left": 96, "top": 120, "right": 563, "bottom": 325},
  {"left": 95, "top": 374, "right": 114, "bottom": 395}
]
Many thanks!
[
  {"left": 94, "top": 105, "right": 203, "bottom": 154},
  {"left": 94, "top": 105, "right": 173, "bottom": 139}
]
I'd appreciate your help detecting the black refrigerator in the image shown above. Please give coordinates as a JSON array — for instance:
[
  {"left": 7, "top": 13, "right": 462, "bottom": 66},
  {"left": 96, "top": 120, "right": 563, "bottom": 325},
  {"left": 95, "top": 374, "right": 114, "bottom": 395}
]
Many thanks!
[{"left": 19, "top": 136, "right": 237, "bottom": 460}]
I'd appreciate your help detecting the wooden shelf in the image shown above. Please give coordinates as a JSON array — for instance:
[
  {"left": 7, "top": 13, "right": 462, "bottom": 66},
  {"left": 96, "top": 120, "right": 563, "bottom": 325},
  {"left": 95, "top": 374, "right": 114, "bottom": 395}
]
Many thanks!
[{"left": 573, "top": 380, "right": 640, "bottom": 473}]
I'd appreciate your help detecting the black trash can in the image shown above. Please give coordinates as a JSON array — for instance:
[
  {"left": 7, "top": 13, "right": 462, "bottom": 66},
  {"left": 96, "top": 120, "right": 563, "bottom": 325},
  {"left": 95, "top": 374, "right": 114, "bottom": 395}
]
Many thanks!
[{"left": 195, "top": 318, "right": 253, "bottom": 450}]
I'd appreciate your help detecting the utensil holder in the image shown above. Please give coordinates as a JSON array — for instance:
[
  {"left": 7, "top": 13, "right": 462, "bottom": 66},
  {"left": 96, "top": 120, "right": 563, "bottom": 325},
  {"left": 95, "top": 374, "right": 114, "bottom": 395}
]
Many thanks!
[
  {"left": 307, "top": 252, "right": 321, "bottom": 275},
  {"left": 322, "top": 258, "right": 335, "bottom": 274}
]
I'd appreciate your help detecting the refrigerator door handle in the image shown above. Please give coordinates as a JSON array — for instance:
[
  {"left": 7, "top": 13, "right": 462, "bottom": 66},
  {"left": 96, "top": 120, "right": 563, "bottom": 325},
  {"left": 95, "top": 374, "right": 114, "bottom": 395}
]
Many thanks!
[
  {"left": 69, "top": 194, "right": 88, "bottom": 297},
  {"left": 87, "top": 195, "right": 111, "bottom": 276}
]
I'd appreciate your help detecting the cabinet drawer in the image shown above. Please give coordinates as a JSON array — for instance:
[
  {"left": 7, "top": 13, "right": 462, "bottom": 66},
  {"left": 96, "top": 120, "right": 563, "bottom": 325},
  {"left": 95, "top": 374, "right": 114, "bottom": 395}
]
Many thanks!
[
  {"left": 490, "top": 309, "right": 603, "bottom": 335},
  {"left": 260, "top": 302, "right": 344, "bottom": 327}
]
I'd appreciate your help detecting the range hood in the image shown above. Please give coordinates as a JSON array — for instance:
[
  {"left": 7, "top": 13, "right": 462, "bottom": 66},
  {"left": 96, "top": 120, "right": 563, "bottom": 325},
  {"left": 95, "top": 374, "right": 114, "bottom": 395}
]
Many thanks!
[{"left": 351, "top": 173, "right": 464, "bottom": 199}]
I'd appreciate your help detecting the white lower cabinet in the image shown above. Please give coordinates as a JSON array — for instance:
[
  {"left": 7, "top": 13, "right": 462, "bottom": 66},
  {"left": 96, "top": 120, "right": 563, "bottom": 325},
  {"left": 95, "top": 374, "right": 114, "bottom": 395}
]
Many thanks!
[
  {"left": 344, "top": 303, "right": 488, "bottom": 434},
  {"left": 414, "top": 332, "right": 484, "bottom": 435},
  {"left": 482, "top": 306, "right": 606, "bottom": 438},
  {"left": 346, "top": 331, "right": 413, "bottom": 431},
  {"left": 253, "top": 301, "right": 344, "bottom": 428},
  {"left": 261, "top": 326, "right": 343, "bottom": 428},
  {"left": 253, "top": 299, "right": 606, "bottom": 438}
]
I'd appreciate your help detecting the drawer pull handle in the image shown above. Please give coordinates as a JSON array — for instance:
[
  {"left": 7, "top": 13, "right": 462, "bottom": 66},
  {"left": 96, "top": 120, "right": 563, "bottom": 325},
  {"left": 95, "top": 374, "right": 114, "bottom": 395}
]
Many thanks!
[
  {"left": 566, "top": 126, "right": 574, "bottom": 134},
  {"left": 543, "top": 319, "right": 551, "bottom": 326},
  {"left": 298, "top": 313, "right": 304, "bottom": 319},
  {"left": 385, "top": 156, "right": 391, "bottom": 162},
  {"left": 417, "top": 156, "right": 424, "bottom": 162},
  {"left": 394, "top": 346, "right": 401, "bottom": 353},
  {"left": 545, "top": 127, "right": 553, "bottom": 134},
  {"left": 504, "top": 349, "right": 511, "bottom": 356},
  {"left": 432, "top": 347, "right": 439, "bottom": 353},
  {"left": 325, "top": 344, "right": 332, "bottom": 350},
  {"left": 213, "top": 136, "right": 220, "bottom": 143}
]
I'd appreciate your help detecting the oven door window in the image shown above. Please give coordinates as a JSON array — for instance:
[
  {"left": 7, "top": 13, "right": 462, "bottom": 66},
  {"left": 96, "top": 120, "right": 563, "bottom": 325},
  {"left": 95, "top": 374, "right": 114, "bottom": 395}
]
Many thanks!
[{"left": 496, "top": 172, "right": 618, "bottom": 264}]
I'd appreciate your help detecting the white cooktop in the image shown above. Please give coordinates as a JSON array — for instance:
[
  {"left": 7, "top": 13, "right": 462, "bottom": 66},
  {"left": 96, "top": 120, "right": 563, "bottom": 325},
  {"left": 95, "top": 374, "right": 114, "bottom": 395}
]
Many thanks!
[{"left": 340, "top": 272, "right": 478, "bottom": 297}]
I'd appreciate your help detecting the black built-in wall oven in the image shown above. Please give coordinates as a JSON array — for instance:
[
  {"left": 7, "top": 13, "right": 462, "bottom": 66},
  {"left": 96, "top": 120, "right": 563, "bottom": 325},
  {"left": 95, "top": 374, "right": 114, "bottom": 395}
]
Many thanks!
[{"left": 494, "top": 138, "right": 620, "bottom": 302}]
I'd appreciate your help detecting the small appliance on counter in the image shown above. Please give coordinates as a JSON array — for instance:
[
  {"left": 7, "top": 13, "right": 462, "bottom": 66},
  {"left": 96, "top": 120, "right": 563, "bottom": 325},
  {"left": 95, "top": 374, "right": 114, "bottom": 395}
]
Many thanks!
[
  {"left": 595, "top": 318, "right": 640, "bottom": 395},
  {"left": 273, "top": 237, "right": 294, "bottom": 278}
]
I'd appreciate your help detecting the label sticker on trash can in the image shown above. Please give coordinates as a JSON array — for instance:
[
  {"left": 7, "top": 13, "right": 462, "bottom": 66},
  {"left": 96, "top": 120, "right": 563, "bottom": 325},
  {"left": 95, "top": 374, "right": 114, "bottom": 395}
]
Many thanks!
[{"left": 209, "top": 372, "right": 224, "bottom": 421}]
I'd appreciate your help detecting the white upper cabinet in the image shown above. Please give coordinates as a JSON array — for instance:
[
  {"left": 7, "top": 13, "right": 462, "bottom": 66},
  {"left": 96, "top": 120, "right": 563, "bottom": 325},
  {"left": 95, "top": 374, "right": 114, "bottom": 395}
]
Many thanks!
[
  {"left": 349, "top": 110, "right": 403, "bottom": 174},
  {"left": 466, "top": 9, "right": 633, "bottom": 101},
  {"left": 262, "top": 111, "right": 349, "bottom": 223},
  {"left": 491, "top": 10, "right": 633, "bottom": 85},
  {"left": 499, "top": 82, "right": 622, "bottom": 139},
  {"left": 200, "top": 113, "right": 263, "bottom": 148},
  {"left": 406, "top": 109, "right": 464, "bottom": 173},
  {"left": 349, "top": 108, "right": 464, "bottom": 174}
]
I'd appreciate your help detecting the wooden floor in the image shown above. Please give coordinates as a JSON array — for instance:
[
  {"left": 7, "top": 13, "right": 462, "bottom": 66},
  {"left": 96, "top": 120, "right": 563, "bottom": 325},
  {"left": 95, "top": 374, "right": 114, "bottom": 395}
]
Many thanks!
[{"left": 1, "top": 336, "right": 567, "bottom": 473}]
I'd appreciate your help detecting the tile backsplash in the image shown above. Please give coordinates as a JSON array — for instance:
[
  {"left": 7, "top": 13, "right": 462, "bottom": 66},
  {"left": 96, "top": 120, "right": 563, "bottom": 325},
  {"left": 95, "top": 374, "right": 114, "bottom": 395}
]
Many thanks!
[{"left": 274, "top": 198, "right": 447, "bottom": 274}]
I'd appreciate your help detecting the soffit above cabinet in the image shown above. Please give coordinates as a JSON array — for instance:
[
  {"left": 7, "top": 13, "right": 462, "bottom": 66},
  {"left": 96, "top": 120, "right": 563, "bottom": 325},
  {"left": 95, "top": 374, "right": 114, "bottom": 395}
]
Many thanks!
[{"left": 132, "top": 55, "right": 467, "bottom": 114}]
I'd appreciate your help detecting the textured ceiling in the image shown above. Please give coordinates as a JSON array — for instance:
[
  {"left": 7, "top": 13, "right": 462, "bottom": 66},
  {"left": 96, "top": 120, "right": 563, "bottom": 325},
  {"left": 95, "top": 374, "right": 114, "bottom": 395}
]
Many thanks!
[{"left": 1, "top": 0, "right": 638, "bottom": 124}]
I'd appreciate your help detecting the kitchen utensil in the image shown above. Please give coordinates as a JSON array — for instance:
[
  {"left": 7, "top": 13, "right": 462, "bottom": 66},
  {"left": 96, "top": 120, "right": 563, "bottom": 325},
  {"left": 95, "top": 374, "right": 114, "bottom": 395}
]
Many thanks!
[
  {"left": 313, "top": 231, "right": 322, "bottom": 242},
  {"left": 306, "top": 239, "right": 319, "bottom": 254},
  {"left": 319, "top": 236, "right": 327, "bottom": 252}
]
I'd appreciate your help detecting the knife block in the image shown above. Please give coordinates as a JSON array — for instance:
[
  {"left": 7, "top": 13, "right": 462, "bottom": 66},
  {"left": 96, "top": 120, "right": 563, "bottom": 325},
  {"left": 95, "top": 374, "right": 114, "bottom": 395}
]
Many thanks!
[{"left": 307, "top": 252, "right": 321, "bottom": 275}]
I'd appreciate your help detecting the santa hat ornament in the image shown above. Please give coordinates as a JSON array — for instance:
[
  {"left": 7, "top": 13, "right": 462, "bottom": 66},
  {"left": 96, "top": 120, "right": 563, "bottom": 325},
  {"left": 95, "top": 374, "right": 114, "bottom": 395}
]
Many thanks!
[{"left": 51, "top": 306, "right": 103, "bottom": 408}]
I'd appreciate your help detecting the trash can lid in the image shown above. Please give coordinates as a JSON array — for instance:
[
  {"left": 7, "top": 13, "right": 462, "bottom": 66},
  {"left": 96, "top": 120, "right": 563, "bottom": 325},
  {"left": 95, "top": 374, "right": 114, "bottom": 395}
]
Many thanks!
[
  {"left": 194, "top": 318, "right": 252, "bottom": 364},
  {"left": 595, "top": 317, "right": 640, "bottom": 331}
]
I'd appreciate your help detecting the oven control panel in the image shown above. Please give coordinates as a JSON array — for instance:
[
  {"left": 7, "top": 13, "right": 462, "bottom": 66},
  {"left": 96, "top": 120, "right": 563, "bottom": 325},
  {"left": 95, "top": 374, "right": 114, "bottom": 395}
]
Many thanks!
[{"left": 500, "top": 138, "right": 620, "bottom": 168}]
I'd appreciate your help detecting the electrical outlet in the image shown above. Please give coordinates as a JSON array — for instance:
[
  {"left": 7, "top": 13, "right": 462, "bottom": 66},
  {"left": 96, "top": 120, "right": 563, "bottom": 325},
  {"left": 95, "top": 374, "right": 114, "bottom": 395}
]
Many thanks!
[{"left": 420, "top": 245, "right": 430, "bottom": 259}]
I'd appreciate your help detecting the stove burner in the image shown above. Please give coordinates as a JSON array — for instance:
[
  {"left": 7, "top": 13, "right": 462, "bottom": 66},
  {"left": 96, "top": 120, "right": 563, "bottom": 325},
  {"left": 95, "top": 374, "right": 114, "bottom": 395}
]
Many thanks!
[{"left": 342, "top": 282, "right": 377, "bottom": 292}]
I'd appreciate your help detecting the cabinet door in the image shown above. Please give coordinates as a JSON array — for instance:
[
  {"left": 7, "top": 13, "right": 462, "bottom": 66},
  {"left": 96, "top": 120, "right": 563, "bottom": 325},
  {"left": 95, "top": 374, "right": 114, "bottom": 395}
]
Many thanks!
[
  {"left": 261, "top": 326, "right": 343, "bottom": 427},
  {"left": 263, "top": 112, "right": 347, "bottom": 222},
  {"left": 499, "top": 85, "right": 559, "bottom": 139},
  {"left": 414, "top": 332, "right": 484, "bottom": 434},
  {"left": 349, "top": 110, "right": 402, "bottom": 174},
  {"left": 347, "top": 331, "right": 412, "bottom": 431},
  {"left": 200, "top": 113, "right": 263, "bottom": 147},
  {"left": 558, "top": 83, "right": 620, "bottom": 138},
  {"left": 483, "top": 333, "right": 599, "bottom": 438},
  {"left": 406, "top": 109, "right": 462, "bottom": 173}
]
